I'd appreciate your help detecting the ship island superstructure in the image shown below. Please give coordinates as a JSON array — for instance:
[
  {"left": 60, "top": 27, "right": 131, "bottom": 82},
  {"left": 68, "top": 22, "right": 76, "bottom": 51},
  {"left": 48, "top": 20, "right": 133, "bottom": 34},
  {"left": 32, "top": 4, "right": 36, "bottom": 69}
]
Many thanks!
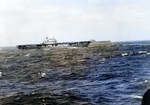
[{"left": 42, "top": 37, "right": 57, "bottom": 44}]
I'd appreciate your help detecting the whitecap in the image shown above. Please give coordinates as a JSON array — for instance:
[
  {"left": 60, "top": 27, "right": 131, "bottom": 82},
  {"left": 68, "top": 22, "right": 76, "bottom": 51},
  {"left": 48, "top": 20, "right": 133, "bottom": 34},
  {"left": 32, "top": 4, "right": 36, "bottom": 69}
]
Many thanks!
[
  {"left": 147, "top": 52, "right": 150, "bottom": 55},
  {"left": 121, "top": 53, "right": 128, "bottom": 56},
  {"left": 139, "top": 51, "right": 147, "bottom": 54},
  {"left": 38, "top": 72, "right": 46, "bottom": 78},
  {"left": 131, "top": 95, "right": 143, "bottom": 99},
  {"left": 41, "top": 73, "right": 46, "bottom": 77},
  {"left": 0, "top": 72, "right": 2, "bottom": 77},
  {"left": 24, "top": 53, "right": 31, "bottom": 57},
  {"left": 145, "top": 80, "right": 148, "bottom": 83}
]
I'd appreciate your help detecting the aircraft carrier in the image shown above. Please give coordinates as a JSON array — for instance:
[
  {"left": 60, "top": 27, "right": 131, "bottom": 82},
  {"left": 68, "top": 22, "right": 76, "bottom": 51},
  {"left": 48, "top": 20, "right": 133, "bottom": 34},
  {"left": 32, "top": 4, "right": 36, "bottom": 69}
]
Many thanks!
[{"left": 17, "top": 37, "right": 91, "bottom": 49}]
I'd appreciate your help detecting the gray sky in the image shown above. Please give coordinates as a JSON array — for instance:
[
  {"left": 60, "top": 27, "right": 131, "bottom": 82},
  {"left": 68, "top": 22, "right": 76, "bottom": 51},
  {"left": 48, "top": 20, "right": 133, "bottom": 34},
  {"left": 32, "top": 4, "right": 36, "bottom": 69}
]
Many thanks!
[{"left": 0, "top": 0, "right": 150, "bottom": 47}]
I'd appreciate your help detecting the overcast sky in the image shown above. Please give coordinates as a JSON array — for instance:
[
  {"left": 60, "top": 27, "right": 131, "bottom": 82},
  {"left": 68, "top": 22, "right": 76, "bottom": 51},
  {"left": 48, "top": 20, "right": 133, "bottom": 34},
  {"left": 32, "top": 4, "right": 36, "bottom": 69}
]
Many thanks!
[{"left": 0, "top": 0, "right": 150, "bottom": 47}]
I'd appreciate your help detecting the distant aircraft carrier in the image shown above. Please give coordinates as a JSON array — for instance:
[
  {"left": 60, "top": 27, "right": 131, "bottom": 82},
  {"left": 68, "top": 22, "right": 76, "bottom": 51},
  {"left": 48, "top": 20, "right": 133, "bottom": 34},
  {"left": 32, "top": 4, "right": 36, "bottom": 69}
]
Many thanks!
[{"left": 17, "top": 37, "right": 91, "bottom": 49}]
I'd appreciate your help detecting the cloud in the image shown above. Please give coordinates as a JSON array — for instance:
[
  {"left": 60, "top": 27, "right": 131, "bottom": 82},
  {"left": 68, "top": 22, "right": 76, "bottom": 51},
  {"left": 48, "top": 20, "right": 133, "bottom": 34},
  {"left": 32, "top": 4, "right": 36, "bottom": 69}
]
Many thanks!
[{"left": 0, "top": 0, "right": 149, "bottom": 47}]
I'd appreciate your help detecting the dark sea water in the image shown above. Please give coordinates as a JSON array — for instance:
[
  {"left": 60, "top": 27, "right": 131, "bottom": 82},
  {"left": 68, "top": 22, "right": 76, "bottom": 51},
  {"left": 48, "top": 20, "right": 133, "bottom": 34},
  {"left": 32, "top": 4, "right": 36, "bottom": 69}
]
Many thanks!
[{"left": 1, "top": 41, "right": 150, "bottom": 105}]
